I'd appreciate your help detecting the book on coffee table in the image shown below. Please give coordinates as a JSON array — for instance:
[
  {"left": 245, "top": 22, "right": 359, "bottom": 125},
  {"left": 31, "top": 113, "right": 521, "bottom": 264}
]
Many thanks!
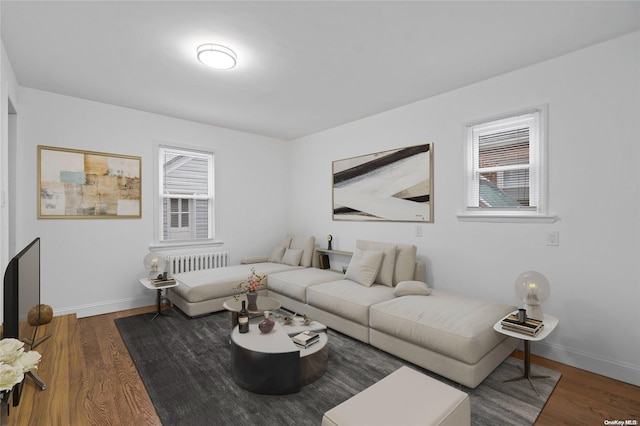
[
  {"left": 292, "top": 331, "right": 320, "bottom": 348},
  {"left": 294, "top": 339, "right": 320, "bottom": 349}
]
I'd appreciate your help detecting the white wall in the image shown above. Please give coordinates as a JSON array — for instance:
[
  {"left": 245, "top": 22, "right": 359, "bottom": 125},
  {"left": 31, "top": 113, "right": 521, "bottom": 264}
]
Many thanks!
[
  {"left": 15, "top": 88, "right": 290, "bottom": 318},
  {"left": 289, "top": 32, "right": 640, "bottom": 386},
  {"left": 1, "top": 41, "right": 20, "bottom": 265}
]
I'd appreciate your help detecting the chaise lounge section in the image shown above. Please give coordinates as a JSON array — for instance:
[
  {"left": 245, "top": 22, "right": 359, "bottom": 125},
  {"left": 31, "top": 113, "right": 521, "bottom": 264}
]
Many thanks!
[
  {"left": 168, "top": 234, "right": 316, "bottom": 317},
  {"left": 369, "top": 291, "right": 519, "bottom": 388}
]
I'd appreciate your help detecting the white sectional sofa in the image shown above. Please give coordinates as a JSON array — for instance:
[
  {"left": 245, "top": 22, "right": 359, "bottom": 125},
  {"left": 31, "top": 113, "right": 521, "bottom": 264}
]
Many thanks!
[{"left": 168, "top": 235, "right": 518, "bottom": 389}]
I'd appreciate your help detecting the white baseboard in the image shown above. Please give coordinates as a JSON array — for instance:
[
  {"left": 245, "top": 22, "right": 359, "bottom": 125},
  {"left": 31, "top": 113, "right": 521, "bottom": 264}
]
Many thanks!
[
  {"left": 532, "top": 340, "right": 640, "bottom": 387},
  {"left": 53, "top": 296, "right": 155, "bottom": 319}
]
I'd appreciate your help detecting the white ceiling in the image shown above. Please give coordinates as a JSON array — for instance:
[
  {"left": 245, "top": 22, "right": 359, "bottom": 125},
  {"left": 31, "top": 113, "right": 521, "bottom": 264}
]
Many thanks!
[{"left": 2, "top": 1, "right": 639, "bottom": 140}]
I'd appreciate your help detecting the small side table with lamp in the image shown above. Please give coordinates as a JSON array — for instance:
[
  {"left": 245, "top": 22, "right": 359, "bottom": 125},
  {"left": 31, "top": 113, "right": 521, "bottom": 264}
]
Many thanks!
[
  {"left": 494, "top": 271, "right": 559, "bottom": 396},
  {"left": 139, "top": 277, "right": 178, "bottom": 320},
  {"left": 140, "top": 252, "right": 178, "bottom": 320}
]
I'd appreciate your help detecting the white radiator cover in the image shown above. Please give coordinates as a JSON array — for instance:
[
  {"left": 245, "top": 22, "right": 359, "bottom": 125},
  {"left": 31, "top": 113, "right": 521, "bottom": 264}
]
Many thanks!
[{"left": 165, "top": 252, "right": 229, "bottom": 274}]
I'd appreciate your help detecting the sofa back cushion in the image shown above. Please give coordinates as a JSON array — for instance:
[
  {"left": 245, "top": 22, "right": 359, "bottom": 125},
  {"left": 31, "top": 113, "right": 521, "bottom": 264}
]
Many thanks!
[
  {"left": 285, "top": 234, "right": 316, "bottom": 267},
  {"left": 393, "top": 243, "right": 417, "bottom": 285},
  {"left": 356, "top": 240, "right": 416, "bottom": 286},
  {"left": 268, "top": 246, "right": 286, "bottom": 263}
]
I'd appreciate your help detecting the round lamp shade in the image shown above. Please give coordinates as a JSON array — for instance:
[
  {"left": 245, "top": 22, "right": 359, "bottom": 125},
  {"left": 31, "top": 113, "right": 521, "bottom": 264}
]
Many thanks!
[
  {"left": 515, "top": 271, "right": 550, "bottom": 320},
  {"left": 143, "top": 252, "right": 166, "bottom": 276}
]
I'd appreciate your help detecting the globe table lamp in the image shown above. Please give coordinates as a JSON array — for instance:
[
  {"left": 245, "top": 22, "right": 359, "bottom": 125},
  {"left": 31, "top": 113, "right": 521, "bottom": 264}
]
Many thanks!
[
  {"left": 144, "top": 252, "right": 166, "bottom": 279},
  {"left": 515, "top": 271, "right": 550, "bottom": 321}
]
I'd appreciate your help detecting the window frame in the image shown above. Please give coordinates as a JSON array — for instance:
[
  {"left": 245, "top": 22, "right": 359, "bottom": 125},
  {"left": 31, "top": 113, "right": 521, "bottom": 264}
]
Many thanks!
[
  {"left": 458, "top": 105, "right": 557, "bottom": 223},
  {"left": 152, "top": 141, "right": 220, "bottom": 248}
]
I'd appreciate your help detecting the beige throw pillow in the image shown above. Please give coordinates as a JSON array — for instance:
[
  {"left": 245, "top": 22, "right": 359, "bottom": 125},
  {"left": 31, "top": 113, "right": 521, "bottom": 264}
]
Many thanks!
[
  {"left": 355, "top": 240, "right": 397, "bottom": 287},
  {"left": 287, "top": 234, "right": 315, "bottom": 267},
  {"left": 344, "top": 249, "right": 384, "bottom": 287},
  {"left": 282, "top": 248, "right": 304, "bottom": 266},
  {"left": 393, "top": 280, "right": 432, "bottom": 297}
]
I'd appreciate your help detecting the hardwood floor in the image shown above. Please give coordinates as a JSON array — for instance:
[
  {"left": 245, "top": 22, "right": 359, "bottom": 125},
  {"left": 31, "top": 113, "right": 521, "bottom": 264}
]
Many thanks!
[
  {"left": 9, "top": 307, "right": 640, "bottom": 425},
  {"left": 9, "top": 313, "right": 87, "bottom": 426},
  {"left": 78, "top": 307, "right": 160, "bottom": 426}
]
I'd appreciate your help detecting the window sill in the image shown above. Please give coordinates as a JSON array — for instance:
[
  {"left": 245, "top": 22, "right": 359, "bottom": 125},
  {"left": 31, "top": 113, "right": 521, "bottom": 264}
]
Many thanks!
[
  {"left": 148, "top": 239, "right": 224, "bottom": 251},
  {"left": 456, "top": 213, "right": 559, "bottom": 223}
]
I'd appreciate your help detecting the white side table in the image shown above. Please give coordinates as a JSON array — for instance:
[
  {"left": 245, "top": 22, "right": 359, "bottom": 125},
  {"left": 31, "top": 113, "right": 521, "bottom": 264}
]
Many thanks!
[
  {"left": 140, "top": 278, "right": 179, "bottom": 320},
  {"left": 493, "top": 312, "right": 559, "bottom": 395}
]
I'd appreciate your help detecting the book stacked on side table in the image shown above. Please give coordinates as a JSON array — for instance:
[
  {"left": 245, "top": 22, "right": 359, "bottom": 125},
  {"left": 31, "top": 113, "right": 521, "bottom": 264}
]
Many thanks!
[
  {"left": 501, "top": 314, "right": 544, "bottom": 337},
  {"left": 292, "top": 331, "right": 320, "bottom": 349},
  {"left": 150, "top": 277, "right": 176, "bottom": 287}
]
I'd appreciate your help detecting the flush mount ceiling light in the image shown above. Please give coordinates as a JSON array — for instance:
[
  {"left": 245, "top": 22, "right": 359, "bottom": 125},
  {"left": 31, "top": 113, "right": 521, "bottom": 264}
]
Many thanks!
[{"left": 197, "top": 43, "right": 237, "bottom": 70}]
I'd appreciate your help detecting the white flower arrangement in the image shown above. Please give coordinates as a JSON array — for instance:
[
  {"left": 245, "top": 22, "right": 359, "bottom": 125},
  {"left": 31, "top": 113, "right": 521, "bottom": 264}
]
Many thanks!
[{"left": 0, "top": 338, "right": 41, "bottom": 393}]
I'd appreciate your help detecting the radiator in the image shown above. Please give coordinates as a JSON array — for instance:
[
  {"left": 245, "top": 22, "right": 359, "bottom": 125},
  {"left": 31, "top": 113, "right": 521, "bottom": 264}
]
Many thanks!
[{"left": 165, "top": 251, "right": 229, "bottom": 274}]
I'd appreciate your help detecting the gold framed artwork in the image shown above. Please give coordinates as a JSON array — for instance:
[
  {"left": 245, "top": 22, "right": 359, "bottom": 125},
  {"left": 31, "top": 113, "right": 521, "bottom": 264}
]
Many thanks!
[
  {"left": 38, "top": 145, "right": 141, "bottom": 219},
  {"left": 332, "top": 143, "right": 433, "bottom": 222}
]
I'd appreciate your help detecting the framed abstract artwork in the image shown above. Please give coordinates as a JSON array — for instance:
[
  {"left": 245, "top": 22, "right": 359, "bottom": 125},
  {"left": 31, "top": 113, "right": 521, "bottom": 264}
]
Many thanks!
[
  {"left": 38, "top": 145, "right": 142, "bottom": 219},
  {"left": 332, "top": 143, "right": 433, "bottom": 222}
]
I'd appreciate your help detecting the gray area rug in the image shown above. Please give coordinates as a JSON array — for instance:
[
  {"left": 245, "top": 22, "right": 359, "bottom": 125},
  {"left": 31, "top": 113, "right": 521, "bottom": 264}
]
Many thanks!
[{"left": 116, "top": 309, "right": 561, "bottom": 426}]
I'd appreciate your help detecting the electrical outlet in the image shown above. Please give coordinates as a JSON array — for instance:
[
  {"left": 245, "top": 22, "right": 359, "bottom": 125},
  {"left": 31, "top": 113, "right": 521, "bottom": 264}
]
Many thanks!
[
  {"left": 415, "top": 225, "right": 422, "bottom": 237},
  {"left": 546, "top": 231, "right": 559, "bottom": 246}
]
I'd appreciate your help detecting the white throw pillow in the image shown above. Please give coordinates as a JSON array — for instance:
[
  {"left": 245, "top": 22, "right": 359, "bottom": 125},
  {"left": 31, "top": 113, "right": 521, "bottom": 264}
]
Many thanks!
[
  {"left": 282, "top": 248, "right": 304, "bottom": 266},
  {"left": 287, "top": 234, "right": 315, "bottom": 267},
  {"left": 393, "top": 280, "right": 432, "bottom": 297},
  {"left": 344, "top": 249, "right": 384, "bottom": 287},
  {"left": 268, "top": 246, "right": 286, "bottom": 263},
  {"left": 355, "top": 240, "right": 398, "bottom": 287}
]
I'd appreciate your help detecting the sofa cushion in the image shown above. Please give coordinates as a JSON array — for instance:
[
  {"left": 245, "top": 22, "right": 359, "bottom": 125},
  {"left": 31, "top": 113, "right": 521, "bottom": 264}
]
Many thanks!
[
  {"left": 355, "top": 240, "right": 416, "bottom": 285},
  {"left": 393, "top": 243, "right": 417, "bottom": 285},
  {"left": 268, "top": 246, "right": 286, "bottom": 263},
  {"left": 369, "top": 290, "right": 515, "bottom": 365},
  {"left": 267, "top": 268, "right": 344, "bottom": 303},
  {"left": 282, "top": 235, "right": 293, "bottom": 248},
  {"left": 307, "top": 280, "right": 395, "bottom": 326},
  {"left": 282, "top": 248, "right": 304, "bottom": 266},
  {"left": 344, "top": 249, "right": 384, "bottom": 287},
  {"left": 355, "top": 240, "right": 397, "bottom": 287},
  {"left": 393, "top": 280, "right": 431, "bottom": 297},
  {"left": 287, "top": 234, "right": 315, "bottom": 267}
]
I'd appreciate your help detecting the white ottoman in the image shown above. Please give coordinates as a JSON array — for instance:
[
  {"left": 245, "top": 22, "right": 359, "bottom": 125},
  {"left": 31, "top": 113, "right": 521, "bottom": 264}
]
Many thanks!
[{"left": 322, "top": 366, "right": 470, "bottom": 426}]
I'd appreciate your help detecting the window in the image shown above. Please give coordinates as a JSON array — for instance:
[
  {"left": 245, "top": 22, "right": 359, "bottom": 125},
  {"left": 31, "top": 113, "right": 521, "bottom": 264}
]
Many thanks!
[
  {"left": 158, "top": 146, "right": 214, "bottom": 242},
  {"left": 461, "top": 107, "right": 554, "bottom": 222}
]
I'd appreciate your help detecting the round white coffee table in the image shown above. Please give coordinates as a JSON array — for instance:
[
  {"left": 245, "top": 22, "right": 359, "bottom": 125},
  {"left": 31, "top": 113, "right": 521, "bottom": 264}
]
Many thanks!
[
  {"left": 493, "top": 312, "right": 559, "bottom": 395},
  {"left": 230, "top": 321, "right": 328, "bottom": 394}
]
